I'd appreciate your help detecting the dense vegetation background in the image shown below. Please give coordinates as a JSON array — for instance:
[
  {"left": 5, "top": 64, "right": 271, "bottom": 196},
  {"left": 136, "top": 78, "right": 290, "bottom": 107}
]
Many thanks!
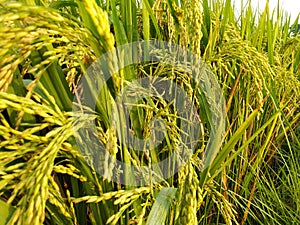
[{"left": 0, "top": 0, "right": 299, "bottom": 224}]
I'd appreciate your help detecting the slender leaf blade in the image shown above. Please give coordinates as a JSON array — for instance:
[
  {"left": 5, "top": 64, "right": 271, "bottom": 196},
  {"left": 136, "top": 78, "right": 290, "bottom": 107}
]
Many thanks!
[{"left": 146, "top": 188, "right": 177, "bottom": 225}]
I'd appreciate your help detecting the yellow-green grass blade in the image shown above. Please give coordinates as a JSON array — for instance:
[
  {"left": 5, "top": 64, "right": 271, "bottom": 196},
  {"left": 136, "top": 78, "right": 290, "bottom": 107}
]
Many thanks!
[
  {"left": 0, "top": 199, "right": 14, "bottom": 225},
  {"left": 109, "top": 0, "right": 129, "bottom": 46},
  {"left": 6, "top": 69, "right": 36, "bottom": 127},
  {"left": 220, "top": 0, "right": 234, "bottom": 39},
  {"left": 211, "top": 109, "right": 282, "bottom": 181},
  {"left": 201, "top": 0, "right": 212, "bottom": 47},
  {"left": 122, "top": 0, "right": 138, "bottom": 42},
  {"left": 200, "top": 108, "right": 259, "bottom": 186},
  {"left": 142, "top": 0, "right": 150, "bottom": 41},
  {"left": 146, "top": 188, "right": 177, "bottom": 225},
  {"left": 142, "top": 0, "right": 162, "bottom": 40},
  {"left": 109, "top": 0, "right": 138, "bottom": 82},
  {"left": 30, "top": 49, "right": 73, "bottom": 112}
]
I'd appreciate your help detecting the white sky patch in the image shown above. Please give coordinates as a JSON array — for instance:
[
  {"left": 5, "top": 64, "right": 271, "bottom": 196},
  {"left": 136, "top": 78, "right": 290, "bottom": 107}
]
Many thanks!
[{"left": 232, "top": 0, "right": 300, "bottom": 22}]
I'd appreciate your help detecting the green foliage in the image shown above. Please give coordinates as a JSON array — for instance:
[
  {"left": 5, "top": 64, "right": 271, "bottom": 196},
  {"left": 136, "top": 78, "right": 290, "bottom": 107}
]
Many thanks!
[
  {"left": 0, "top": 199, "right": 14, "bottom": 225},
  {"left": 0, "top": 0, "right": 299, "bottom": 224},
  {"left": 146, "top": 188, "right": 177, "bottom": 225}
]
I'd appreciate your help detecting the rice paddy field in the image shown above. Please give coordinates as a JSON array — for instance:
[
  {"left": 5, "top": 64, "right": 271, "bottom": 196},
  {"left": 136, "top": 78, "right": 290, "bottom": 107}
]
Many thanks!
[{"left": 0, "top": 0, "right": 299, "bottom": 224}]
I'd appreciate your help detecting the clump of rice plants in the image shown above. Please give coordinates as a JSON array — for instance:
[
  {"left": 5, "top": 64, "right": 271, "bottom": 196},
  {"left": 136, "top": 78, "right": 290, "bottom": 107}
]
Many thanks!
[{"left": 0, "top": 0, "right": 299, "bottom": 224}]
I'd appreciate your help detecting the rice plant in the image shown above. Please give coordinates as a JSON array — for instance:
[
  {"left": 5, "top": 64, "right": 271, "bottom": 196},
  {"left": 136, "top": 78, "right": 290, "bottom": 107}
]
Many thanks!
[{"left": 0, "top": 0, "right": 299, "bottom": 224}]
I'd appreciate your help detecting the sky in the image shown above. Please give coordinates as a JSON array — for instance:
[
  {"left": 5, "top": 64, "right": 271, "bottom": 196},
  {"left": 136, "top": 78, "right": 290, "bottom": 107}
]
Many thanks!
[{"left": 232, "top": 0, "right": 300, "bottom": 22}]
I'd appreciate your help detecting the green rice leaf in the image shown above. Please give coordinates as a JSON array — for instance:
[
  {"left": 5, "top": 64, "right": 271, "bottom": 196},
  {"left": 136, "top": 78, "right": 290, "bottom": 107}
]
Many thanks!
[
  {"left": 0, "top": 199, "right": 14, "bottom": 225},
  {"left": 146, "top": 188, "right": 177, "bottom": 225}
]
